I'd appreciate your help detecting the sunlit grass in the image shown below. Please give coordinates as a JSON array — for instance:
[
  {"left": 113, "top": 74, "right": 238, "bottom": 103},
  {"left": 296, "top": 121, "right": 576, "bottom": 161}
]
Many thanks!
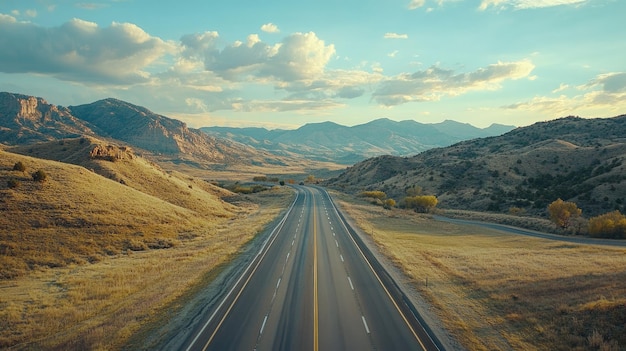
[
  {"left": 0, "top": 148, "right": 294, "bottom": 349},
  {"left": 336, "top": 193, "right": 626, "bottom": 351}
]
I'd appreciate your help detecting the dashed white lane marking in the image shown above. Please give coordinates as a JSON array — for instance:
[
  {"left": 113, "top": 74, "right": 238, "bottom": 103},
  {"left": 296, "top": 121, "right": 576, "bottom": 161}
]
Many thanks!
[
  {"left": 286, "top": 252, "right": 290, "bottom": 261},
  {"left": 335, "top": 240, "right": 339, "bottom": 247},
  {"left": 361, "top": 316, "right": 370, "bottom": 334},
  {"left": 260, "top": 315, "right": 268, "bottom": 335},
  {"left": 292, "top": 239, "right": 295, "bottom": 246},
  {"left": 340, "top": 254, "right": 344, "bottom": 262},
  {"left": 347, "top": 277, "right": 354, "bottom": 290},
  {"left": 276, "top": 278, "right": 281, "bottom": 289}
]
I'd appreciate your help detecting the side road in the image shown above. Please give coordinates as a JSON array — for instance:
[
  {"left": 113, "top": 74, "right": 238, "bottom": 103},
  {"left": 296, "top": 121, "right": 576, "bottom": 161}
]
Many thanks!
[{"left": 434, "top": 215, "right": 626, "bottom": 247}]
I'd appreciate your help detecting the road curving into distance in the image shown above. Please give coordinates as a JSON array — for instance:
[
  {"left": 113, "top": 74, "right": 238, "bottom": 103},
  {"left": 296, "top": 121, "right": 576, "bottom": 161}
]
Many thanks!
[{"left": 180, "top": 185, "right": 443, "bottom": 351}]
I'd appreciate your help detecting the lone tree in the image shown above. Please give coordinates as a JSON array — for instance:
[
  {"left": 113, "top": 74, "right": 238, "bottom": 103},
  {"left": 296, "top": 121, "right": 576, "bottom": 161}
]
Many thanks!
[{"left": 547, "top": 198, "right": 581, "bottom": 230}]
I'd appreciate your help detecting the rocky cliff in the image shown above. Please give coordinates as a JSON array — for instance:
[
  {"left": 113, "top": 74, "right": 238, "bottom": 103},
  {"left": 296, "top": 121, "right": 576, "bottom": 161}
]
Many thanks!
[{"left": 0, "top": 92, "right": 95, "bottom": 144}]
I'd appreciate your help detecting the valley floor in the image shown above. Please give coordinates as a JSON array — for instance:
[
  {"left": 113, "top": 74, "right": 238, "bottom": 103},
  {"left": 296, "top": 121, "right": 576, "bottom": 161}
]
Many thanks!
[{"left": 334, "top": 192, "right": 626, "bottom": 351}]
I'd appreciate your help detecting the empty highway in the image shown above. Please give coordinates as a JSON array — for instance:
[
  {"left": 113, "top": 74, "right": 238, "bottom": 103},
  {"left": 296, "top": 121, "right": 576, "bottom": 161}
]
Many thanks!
[{"left": 182, "top": 186, "right": 440, "bottom": 351}]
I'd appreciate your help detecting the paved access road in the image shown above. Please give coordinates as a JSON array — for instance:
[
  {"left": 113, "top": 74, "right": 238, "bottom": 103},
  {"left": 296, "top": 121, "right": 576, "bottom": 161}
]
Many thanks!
[{"left": 182, "top": 186, "right": 440, "bottom": 351}]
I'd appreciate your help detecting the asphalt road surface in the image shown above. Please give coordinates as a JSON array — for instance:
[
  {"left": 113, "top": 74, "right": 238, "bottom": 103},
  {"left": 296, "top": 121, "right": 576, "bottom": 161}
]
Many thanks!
[{"left": 181, "top": 186, "right": 440, "bottom": 351}]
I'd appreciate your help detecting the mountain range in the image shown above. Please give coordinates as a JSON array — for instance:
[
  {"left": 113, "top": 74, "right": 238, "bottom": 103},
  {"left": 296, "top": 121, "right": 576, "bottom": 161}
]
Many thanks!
[
  {"left": 202, "top": 119, "right": 514, "bottom": 164},
  {"left": 326, "top": 115, "right": 626, "bottom": 218},
  {"left": 0, "top": 92, "right": 296, "bottom": 169},
  {"left": 1, "top": 92, "right": 514, "bottom": 169}
]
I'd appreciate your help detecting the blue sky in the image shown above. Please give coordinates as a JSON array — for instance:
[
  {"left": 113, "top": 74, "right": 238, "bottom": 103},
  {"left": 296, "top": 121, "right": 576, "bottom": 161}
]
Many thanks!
[{"left": 1, "top": 0, "right": 624, "bottom": 129}]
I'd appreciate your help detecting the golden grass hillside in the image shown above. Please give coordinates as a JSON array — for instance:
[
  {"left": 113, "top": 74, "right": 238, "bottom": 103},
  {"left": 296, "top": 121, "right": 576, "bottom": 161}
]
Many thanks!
[
  {"left": 0, "top": 146, "right": 237, "bottom": 279},
  {"left": 0, "top": 145, "right": 295, "bottom": 349},
  {"left": 336, "top": 194, "right": 626, "bottom": 351}
]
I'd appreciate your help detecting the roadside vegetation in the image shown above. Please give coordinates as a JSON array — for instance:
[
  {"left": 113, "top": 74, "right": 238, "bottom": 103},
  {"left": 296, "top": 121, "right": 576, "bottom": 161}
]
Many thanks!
[{"left": 335, "top": 192, "right": 626, "bottom": 351}]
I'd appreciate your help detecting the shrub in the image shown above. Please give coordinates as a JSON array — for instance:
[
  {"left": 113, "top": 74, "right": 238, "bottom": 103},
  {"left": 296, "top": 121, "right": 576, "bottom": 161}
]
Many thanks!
[
  {"left": 7, "top": 179, "right": 20, "bottom": 188},
  {"left": 383, "top": 199, "right": 396, "bottom": 209},
  {"left": 13, "top": 161, "right": 26, "bottom": 172},
  {"left": 404, "top": 195, "right": 438, "bottom": 213},
  {"left": 360, "top": 190, "right": 387, "bottom": 200},
  {"left": 32, "top": 170, "right": 48, "bottom": 183},
  {"left": 588, "top": 211, "right": 626, "bottom": 239}
]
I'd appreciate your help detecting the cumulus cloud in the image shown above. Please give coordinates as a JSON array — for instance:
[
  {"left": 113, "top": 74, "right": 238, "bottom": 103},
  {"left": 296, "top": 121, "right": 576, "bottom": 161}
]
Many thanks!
[
  {"left": 186, "top": 31, "right": 335, "bottom": 82},
  {"left": 0, "top": 15, "right": 174, "bottom": 84},
  {"left": 384, "top": 32, "right": 408, "bottom": 39},
  {"left": 372, "top": 60, "right": 535, "bottom": 106},
  {"left": 261, "top": 23, "right": 279, "bottom": 33},
  {"left": 504, "top": 71, "right": 626, "bottom": 116},
  {"left": 479, "top": 0, "right": 587, "bottom": 11},
  {"left": 587, "top": 72, "right": 626, "bottom": 93}
]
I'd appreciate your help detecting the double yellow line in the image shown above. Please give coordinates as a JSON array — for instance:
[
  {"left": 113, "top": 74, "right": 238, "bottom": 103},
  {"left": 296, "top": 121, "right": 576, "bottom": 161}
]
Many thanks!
[{"left": 313, "top": 199, "right": 319, "bottom": 351}]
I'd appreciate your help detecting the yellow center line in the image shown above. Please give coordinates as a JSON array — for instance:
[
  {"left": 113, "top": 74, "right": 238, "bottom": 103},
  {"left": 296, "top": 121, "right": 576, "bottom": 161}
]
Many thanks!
[{"left": 313, "top": 198, "right": 319, "bottom": 351}]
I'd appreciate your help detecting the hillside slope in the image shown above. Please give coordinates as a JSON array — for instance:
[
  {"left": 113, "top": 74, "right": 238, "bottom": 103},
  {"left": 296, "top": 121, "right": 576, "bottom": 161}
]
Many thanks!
[
  {"left": 0, "top": 140, "right": 241, "bottom": 279},
  {"left": 326, "top": 115, "right": 626, "bottom": 217}
]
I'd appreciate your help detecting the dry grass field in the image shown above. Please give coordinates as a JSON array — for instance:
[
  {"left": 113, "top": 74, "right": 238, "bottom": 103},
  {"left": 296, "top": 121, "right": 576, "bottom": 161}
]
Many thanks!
[
  {"left": 0, "top": 147, "right": 294, "bottom": 349},
  {"left": 336, "top": 194, "right": 626, "bottom": 351}
]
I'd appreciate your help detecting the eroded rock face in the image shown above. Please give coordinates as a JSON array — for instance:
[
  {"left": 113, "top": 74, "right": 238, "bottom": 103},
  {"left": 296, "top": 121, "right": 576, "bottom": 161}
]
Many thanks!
[
  {"left": 0, "top": 92, "right": 94, "bottom": 144},
  {"left": 90, "top": 144, "right": 134, "bottom": 161}
]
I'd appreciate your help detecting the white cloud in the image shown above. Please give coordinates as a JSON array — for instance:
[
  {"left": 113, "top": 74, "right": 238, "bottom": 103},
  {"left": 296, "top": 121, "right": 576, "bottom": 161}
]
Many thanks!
[
  {"left": 552, "top": 83, "right": 569, "bottom": 93},
  {"left": 261, "top": 23, "right": 279, "bottom": 33},
  {"left": 0, "top": 16, "right": 174, "bottom": 84},
  {"left": 388, "top": 50, "right": 399, "bottom": 58},
  {"left": 384, "top": 32, "right": 408, "bottom": 39},
  {"left": 372, "top": 60, "right": 535, "bottom": 106},
  {"left": 504, "top": 72, "right": 626, "bottom": 116},
  {"left": 192, "top": 31, "right": 335, "bottom": 82},
  {"left": 480, "top": 0, "right": 587, "bottom": 10},
  {"left": 408, "top": 0, "right": 426, "bottom": 9},
  {"left": 586, "top": 72, "right": 626, "bottom": 94}
]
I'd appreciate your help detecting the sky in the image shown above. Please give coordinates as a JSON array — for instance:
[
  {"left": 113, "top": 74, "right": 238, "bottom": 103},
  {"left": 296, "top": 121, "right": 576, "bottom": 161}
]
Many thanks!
[{"left": 0, "top": 0, "right": 625, "bottom": 130}]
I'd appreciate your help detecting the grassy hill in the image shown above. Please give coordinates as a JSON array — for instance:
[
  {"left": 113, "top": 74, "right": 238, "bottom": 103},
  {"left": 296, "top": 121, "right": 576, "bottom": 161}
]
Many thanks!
[
  {"left": 327, "top": 115, "right": 626, "bottom": 219},
  {"left": 1, "top": 138, "right": 242, "bottom": 279}
]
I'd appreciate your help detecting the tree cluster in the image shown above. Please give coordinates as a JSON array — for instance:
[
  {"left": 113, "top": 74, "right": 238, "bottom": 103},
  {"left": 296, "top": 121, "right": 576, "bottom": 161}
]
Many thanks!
[
  {"left": 404, "top": 195, "right": 438, "bottom": 213},
  {"left": 588, "top": 211, "right": 626, "bottom": 239}
]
